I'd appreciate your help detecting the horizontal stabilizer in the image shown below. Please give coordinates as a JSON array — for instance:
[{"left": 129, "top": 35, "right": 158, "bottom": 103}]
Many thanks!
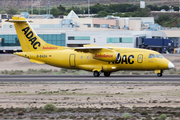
[
  {"left": 29, "top": 59, "right": 45, "bottom": 64},
  {"left": 5, "top": 20, "right": 27, "bottom": 22}
]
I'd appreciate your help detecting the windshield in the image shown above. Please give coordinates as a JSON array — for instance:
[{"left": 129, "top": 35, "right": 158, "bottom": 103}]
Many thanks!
[
  {"left": 156, "top": 54, "right": 164, "bottom": 58},
  {"left": 148, "top": 54, "right": 164, "bottom": 58},
  {"left": 148, "top": 54, "right": 155, "bottom": 58}
]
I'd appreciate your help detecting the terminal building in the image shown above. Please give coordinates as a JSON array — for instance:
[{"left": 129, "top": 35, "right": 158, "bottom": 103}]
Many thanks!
[{"left": 0, "top": 11, "right": 179, "bottom": 54}]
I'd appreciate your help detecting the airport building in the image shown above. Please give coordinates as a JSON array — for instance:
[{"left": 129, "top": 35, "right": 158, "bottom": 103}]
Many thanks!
[{"left": 0, "top": 11, "right": 179, "bottom": 53}]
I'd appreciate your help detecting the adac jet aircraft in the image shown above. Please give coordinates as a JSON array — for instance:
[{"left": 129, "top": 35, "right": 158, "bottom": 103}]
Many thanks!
[{"left": 6, "top": 17, "right": 174, "bottom": 77}]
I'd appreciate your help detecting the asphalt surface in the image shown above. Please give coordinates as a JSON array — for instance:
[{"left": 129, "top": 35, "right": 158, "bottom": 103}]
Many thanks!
[{"left": 0, "top": 75, "right": 179, "bottom": 82}]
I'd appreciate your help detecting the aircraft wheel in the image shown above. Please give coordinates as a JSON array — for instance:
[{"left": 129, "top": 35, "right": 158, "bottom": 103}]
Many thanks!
[
  {"left": 93, "top": 71, "right": 100, "bottom": 77},
  {"left": 104, "top": 72, "right": 111, "bottom": 77},
  {"left": 157, "top": 73, "right": 162, "bottom": 77}
]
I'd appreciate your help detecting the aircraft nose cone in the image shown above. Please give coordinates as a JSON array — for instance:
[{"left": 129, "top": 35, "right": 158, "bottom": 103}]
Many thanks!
[{"left": 168, "top": 62, "right": 174, "bottom": 69}]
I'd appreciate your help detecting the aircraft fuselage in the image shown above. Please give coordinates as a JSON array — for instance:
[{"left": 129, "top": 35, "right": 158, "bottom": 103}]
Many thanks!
[{"left": 21, "top": 47, "right": 171, "bottom": 73}]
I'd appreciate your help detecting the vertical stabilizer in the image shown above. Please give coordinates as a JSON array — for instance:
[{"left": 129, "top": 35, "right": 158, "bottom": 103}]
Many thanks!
[{"left": 7, "top": 17, "right": 64, "bottom": 52}]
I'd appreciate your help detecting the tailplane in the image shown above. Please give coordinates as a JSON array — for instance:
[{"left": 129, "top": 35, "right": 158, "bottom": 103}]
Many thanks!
[{"left": 6, "top": 17, "right": 65, "bottom": 52}]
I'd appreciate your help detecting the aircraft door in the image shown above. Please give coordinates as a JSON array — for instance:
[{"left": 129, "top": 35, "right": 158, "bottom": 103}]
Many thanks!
[
  {"left": 137, "top": 54, "right": 143, "bottom": 63},
  {"left": 69, "top": 54, "right": 76, "bottom": 67}
]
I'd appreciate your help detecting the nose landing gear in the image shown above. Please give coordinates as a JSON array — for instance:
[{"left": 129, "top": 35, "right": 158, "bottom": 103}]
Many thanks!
[
  {"left": 157, "top": 73, "right": 162, "bottom": 77},
  {"left": 157, "top": 70, "right": 163, "bottom": 77}
]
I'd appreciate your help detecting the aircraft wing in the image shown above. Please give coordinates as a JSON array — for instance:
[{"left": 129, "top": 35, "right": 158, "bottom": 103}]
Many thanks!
[
  {"left": 74, "top": 46, "right": 114, "bottom": 53},
  {"left": 74, "top": 46, "right": 113, "bottom": 49}
]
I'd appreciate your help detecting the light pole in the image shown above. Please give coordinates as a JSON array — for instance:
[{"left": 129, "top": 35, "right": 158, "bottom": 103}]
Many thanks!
[
  {"left": 49, "top": 0, "right": 50, "bottom": 15},
  {"left": 88, "top": 0, "right": 90, "bottom": 17},
  {"left": 31, "top": 0, "right": 33, "bottom": 14},
  {"left": 179, "top": 0, "right": 180, "bottom": 12},
  {"left": 39, "top": 0, "right": 40, "bottom": 15}
]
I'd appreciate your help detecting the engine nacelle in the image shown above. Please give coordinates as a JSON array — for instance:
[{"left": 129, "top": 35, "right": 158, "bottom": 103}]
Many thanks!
[{"left": 93, "top": 52, "right": 120, "bottom": 62}]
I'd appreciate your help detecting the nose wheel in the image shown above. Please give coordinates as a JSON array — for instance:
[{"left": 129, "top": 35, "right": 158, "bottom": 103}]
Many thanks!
[
  {"left": 93, "top": 71, "right": 100, "bottom": 77},
  {"left": 157, "top": 70, "right": 163, "bottom": 77},
  {"left": 157, "top": 73, "right": 162, "bottom": 77}
]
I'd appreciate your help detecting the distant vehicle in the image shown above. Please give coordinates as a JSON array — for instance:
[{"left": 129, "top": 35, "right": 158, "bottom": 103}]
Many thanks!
[
  {"left": 160, "top": 9, "right": 166, "bottom": 12},
  {"left": 6, "top": 17, "right": 175, "bottom": 77},
  {"left": 169, "top": 9, "right": 174, "bottom": 12}
]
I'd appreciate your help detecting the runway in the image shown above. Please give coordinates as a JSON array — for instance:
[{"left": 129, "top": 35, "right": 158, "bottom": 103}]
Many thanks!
[{"left": 0, "top": 75, "right": 180, "bottom": 82}]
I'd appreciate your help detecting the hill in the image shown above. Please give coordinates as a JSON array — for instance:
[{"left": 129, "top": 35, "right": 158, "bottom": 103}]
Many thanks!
[{"left": 0, "top": 0, "right": 179, "bottom": 8}]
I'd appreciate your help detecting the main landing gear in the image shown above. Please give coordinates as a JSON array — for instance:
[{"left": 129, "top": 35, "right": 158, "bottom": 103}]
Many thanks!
[
  {"left": 104, "top": 72, "right": 111, "bottom": 77},
  {"left": 157, "top": 70, "right": 163, "bottom": 77},
  {"left": 93, "top": 71, "right": 111, "bottom": 77},
  {"left": 93, "top": 71, "right": 100, "bottom": 77}
]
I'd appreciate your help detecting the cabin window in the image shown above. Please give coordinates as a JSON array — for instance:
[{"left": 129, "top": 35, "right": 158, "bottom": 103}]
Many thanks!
[
  {"left": 87, "top": 56, "right": 89, "bottom": 59},
  {"left": 81, "top": 56, "right": 83, "bottom": 59},
  {"left": 148, "top": 54, "right": 155, "bottom": 58}
]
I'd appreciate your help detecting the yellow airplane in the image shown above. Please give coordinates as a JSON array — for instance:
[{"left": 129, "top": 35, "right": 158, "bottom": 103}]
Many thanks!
[{"left": 6, "top": 17, "right": 174, "bottom": 77}]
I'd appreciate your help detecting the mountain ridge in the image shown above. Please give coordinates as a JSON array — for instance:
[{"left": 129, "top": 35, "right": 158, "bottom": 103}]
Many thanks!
[{"left": 0, "top": 0, "right": 179, "bottom": 8}]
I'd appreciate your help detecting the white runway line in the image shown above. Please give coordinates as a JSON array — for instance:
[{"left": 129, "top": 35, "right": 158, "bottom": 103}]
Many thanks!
[{"left": 1, "top": 77, "right": 180, "bottom": 80}]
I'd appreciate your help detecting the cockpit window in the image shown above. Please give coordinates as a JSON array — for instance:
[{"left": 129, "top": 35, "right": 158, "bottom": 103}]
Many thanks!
[
  {"left": 148, "top": 54, "right": 164, "bottom": 58},
  {"left": 156, "top": 54, "right": 164, "bottom": 58},
  {"left": 148, "top": 54, "right": 155, "bottom": 58}
]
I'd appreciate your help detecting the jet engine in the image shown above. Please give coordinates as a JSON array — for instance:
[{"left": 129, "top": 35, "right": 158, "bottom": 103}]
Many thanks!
[{"left": 93, "top": 52, "right": 120, "bottom": 62}]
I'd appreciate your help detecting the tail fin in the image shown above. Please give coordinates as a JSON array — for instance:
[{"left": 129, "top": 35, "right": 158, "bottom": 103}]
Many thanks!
[{"left": 7, "top": 17, "right": 64, "bottom": 52}]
